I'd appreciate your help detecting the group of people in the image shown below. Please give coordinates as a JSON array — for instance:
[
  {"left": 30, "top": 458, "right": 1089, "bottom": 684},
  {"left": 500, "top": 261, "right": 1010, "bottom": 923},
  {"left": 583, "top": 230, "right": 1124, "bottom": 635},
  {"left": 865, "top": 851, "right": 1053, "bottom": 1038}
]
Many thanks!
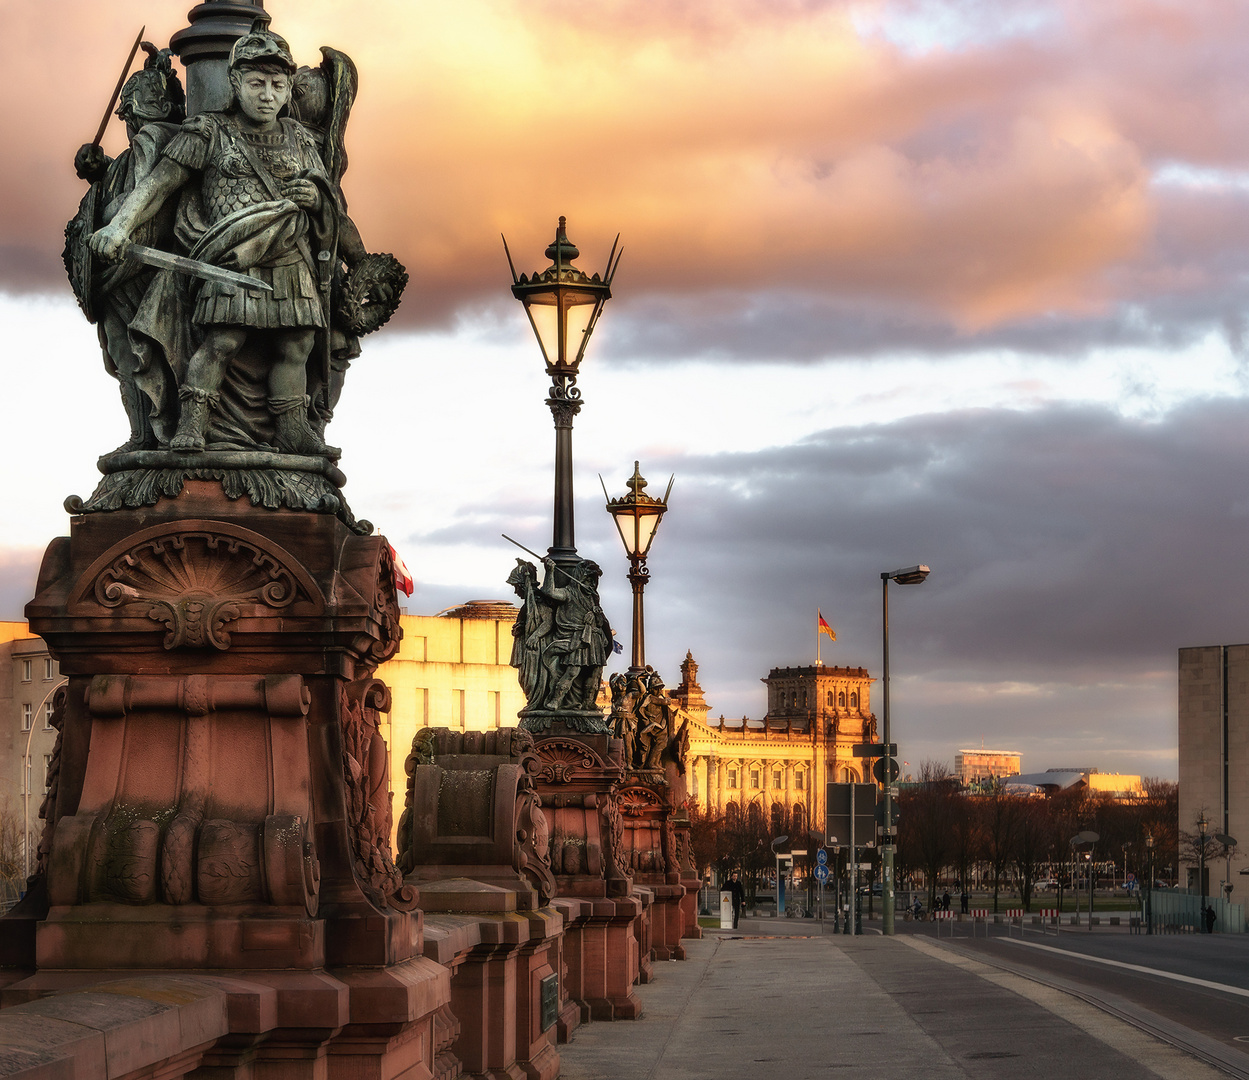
[{"left": 911, "top": 888, "right": 970, "bottom": 920}]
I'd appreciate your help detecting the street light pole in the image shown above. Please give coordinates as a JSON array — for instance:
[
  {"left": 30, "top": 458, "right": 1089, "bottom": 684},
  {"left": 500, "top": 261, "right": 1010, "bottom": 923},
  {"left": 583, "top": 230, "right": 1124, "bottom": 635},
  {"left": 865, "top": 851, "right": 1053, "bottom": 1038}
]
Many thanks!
[
  {"left": 1145, "top": 831, "right": 1154, "bottom": 935},
  {"left": 1198, "top": 811, "right": 1209, "bottom": 932},
  {"left": 23, "top": 678, "right": 67, "bottom": 882},
  {"left": 879, "top": 564, "right": 930, "bottom": 937},
  {"left": 504, "top": 217, "right": 621, "bottom": 567}
]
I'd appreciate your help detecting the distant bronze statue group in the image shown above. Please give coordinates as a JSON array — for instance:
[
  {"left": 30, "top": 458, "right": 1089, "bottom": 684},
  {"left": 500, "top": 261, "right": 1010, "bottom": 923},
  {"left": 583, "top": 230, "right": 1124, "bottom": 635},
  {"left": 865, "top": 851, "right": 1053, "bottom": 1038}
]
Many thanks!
[
  {"left": 610, "top": 668, "right": 690, "bottom": 773},
  {"left": 66, "top": 21, "right": 405, "bottom": 461},
  {"left": 508, "top": 557, "right": 614, "bottom": 728}
]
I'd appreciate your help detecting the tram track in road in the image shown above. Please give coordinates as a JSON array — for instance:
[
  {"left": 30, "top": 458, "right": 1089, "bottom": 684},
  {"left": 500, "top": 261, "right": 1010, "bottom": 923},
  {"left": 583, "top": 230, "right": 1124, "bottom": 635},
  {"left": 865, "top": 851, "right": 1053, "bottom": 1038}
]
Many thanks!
[{"left": 914, "top": 931, "right": 1249, "bottom": 1080}]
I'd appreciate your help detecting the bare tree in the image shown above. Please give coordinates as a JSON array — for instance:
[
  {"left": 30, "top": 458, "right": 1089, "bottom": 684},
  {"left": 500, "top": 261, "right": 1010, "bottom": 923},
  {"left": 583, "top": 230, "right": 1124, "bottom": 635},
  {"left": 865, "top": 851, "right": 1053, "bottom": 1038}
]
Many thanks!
[
  {"left": 0, "top": 798, "right": 25, "bottom": 908},
  {"left": 979, "top": 785, "right": 1021, "bottom": 912}
]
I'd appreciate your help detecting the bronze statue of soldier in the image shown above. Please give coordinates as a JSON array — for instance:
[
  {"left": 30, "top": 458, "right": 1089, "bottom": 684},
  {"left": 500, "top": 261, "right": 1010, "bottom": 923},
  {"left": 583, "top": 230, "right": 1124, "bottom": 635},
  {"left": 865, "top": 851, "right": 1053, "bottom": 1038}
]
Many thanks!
[{"left": 91, "top": 23, "right": 342, "bottom": 458}]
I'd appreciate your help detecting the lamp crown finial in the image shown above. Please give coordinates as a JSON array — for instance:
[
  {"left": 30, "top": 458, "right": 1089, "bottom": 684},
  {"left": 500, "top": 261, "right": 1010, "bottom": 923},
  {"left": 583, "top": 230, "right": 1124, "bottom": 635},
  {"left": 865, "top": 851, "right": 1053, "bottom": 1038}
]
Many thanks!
[
  {"left": 627, "top": 461, "right": 647, "bottom": 494},
  {"left": 546, "top": 217, "right": 579, "bottom": 266}
]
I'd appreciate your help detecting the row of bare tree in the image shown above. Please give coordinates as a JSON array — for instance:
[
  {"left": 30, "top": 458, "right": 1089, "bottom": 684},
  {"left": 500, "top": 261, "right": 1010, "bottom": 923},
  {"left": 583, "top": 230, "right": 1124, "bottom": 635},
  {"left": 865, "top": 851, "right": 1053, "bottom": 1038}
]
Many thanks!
[{"left": 686, "top": 766, "right": 1185, "bottom": 912}]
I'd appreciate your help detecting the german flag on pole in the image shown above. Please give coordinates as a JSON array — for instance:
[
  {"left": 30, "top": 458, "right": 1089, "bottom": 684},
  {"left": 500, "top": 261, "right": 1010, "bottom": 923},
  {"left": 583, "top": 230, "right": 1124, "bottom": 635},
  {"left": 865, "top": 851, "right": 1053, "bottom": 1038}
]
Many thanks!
[{"left": 818, "top": 610, "right": 836, "bottom": 640}]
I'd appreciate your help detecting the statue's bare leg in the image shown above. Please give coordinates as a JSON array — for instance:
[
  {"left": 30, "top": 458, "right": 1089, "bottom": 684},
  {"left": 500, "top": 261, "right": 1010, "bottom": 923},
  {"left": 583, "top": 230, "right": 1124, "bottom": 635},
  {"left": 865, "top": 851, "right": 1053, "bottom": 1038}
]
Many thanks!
[
  {"left": 269, "top": 330, "right": 339, "bottom": 458},
  {"left": 99, "top": 310, "right": 152, "bottom": 453},
  {"left": 172, "top": 327, "right": 247, "bottom": 451}
]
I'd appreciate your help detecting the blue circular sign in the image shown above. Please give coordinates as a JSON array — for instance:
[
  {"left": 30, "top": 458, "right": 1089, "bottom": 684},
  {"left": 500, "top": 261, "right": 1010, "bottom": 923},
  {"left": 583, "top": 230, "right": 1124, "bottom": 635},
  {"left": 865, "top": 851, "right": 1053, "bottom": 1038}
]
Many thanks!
[
  {"left": 814, "top": 864, "right": 830, "bottom": 882},
  {"left": 817, "top": 848, "right": 828, "bottom": 865}
]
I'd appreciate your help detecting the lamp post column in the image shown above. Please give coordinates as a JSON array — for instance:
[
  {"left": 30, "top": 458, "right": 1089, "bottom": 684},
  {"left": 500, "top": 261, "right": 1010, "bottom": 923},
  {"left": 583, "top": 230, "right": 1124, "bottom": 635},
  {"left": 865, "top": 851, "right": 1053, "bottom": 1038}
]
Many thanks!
[
  {"left": 1198, "top": 812, "right": 1209, "bottom": 932},
  {"left": 881, "top": 575, "right": 894, "bottom": 936},
  {"left": 628, "top": 557, "right": 648, "bottom": 671},
  {"left": 547, "top": 372, "right": 581, "bottom": 564},
  {"left": 1145, "top": 834, "right": 1154, "bottom": 935}
]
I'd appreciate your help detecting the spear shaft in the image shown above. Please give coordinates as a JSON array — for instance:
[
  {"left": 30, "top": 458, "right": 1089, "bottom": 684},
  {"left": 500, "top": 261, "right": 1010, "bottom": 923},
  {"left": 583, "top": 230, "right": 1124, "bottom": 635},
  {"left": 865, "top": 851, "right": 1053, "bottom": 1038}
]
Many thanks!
[{"left": 93, "top": 26, "right": 146, "bottom": 147}]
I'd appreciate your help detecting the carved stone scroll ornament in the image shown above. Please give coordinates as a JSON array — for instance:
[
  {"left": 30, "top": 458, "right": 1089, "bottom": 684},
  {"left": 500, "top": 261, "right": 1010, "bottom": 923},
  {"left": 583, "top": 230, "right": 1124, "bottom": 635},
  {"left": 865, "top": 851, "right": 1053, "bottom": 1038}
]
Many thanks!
[
  {"left": 340, "top": 679, "right": 418, "bottom": 911},
  {"left": 535, "top": 739, "right": 599, "bottom": 785},
  {"left": 71, "top": 522, "right": 323, "bottom": 649}
]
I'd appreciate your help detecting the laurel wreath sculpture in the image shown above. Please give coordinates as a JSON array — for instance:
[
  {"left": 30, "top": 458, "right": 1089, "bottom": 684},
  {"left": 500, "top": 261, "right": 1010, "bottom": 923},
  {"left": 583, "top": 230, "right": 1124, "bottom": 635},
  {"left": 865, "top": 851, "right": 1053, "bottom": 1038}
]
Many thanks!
[{"left": 336, "top": 252, "right": 408, "bottom": 335}]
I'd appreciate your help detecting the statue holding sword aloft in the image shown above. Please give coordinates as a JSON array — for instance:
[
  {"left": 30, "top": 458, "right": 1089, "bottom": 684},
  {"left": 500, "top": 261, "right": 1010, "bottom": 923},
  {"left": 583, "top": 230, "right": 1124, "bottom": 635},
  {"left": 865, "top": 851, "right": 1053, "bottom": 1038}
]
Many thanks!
[
  {"left": 91, "top": 21, "right": 342, "bottom": 458},
  {"left": 65, "top": 34, "right": 186, "bottom": 451}
]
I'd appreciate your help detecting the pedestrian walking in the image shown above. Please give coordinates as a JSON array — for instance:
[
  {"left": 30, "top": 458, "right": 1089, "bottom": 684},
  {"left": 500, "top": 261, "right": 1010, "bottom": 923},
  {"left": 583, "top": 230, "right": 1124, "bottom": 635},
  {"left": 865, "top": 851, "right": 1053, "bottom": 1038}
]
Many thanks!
[{"left": 728, "top": 872, "right": 745, "bottom": 929}]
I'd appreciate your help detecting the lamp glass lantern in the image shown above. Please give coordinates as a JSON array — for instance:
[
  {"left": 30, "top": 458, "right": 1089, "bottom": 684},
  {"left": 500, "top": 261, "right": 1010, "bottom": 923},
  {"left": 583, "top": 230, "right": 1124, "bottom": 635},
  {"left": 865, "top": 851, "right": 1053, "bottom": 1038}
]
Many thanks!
[
  {"left": 606, "top": 462, "right": 673, "bottom": 559},
  {"left": 604, "top": 462, "right": 674, "bottom": 672},
  {"left": 503, "top": 216, "right": 622, "bottom": 562},
  {"left": 505, "top": 216, "right": 620, "bottom": 373}
]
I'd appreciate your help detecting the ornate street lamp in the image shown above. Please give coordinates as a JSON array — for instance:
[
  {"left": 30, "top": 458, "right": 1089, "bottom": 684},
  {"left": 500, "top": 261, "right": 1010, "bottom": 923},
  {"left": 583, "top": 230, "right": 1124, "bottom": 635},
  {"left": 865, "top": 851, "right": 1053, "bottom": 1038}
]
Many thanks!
[
  {"left": 603, "top": 462, "right": 673, "bottom": 673},
  {"left": 1145, "top": 831, "right": 1154, "bottom": 935},
  {"left": 504, "top": 217, "right": 621, "bottom": 566},
  {"left": 879, "top": 563, "right": 930, "bottom": 937}
]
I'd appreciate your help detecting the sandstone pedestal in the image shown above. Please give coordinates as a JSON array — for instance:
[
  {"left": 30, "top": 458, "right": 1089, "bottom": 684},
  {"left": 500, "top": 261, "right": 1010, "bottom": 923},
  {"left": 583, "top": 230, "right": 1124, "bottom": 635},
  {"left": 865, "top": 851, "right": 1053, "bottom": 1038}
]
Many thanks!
[
  {"left": 532, "top": 729, "right": 644, "bottom": 1026},
  {"left": 0, "top": 482, "right": 450, "bottom": 1080}
]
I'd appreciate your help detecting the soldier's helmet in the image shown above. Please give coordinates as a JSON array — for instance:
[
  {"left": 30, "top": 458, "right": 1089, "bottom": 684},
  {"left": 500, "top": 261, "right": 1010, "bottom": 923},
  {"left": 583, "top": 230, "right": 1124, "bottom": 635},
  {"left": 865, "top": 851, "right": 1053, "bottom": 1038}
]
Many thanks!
[
  {"left": 229, "top": 19, "right": 297, "bottom": 74},
  {"left": 117, "top": 43, "right": 186, "bottom": 126}
]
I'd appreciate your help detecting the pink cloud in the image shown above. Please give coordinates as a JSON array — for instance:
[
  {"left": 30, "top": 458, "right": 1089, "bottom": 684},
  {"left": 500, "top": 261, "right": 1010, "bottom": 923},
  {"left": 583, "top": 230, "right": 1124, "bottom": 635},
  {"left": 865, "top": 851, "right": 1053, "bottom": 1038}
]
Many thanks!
[{"left": 0, "top": 0, "right": 1242, "bottom": 331}]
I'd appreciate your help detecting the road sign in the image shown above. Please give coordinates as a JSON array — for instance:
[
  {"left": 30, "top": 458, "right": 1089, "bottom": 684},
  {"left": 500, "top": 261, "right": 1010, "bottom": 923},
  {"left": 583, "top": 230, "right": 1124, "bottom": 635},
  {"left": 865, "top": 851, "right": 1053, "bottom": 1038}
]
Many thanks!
[
  {"left": 852, "top": 743, "right": 898, "bottom": 758},
  {"left": 817, "top": 848, "right": 828, "bottom": 865},
  {"left": 826, "top": 782, "right": 877, "bottom": 848},
  {"left": 814, "top": 864, "right": 830, "bottom": 883},
  {"left": 873, "top": 756, "right": 900, "bottom": 784}
]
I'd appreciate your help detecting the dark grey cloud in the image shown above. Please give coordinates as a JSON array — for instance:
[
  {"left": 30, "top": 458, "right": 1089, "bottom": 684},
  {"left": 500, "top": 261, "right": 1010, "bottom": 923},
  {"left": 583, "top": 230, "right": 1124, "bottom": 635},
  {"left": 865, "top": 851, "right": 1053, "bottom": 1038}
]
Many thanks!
[{"left": 406, "top": 397, "right": 1249, "bottom": 775}]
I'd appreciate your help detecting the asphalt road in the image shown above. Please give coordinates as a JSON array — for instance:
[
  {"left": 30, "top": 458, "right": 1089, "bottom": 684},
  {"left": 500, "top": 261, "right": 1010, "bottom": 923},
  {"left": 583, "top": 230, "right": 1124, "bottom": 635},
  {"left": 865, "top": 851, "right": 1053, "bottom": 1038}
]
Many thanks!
[
  {"left": 559, "top": 918, "right": 1249, "bottom": 1079},
  {"left": 915, "top": 920, "right": 1249, "bottom": 1066}
]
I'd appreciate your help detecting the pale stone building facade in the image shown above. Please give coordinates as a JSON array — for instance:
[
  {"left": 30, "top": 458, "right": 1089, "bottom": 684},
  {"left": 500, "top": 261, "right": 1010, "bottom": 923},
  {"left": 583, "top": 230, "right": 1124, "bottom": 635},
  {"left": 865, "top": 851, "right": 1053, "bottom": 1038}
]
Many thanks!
[
  {"left": 375, "top": 602, "right": 527, "bottom": 837},
  {"left": 1178, "top": 644, "right": 1249, "bottom": 901},
  {"left": 0, "top": 621, "right": 64, "bottom": 882},
  {"left": 677, "top": 656, "right": 879, "bottom": 842}
]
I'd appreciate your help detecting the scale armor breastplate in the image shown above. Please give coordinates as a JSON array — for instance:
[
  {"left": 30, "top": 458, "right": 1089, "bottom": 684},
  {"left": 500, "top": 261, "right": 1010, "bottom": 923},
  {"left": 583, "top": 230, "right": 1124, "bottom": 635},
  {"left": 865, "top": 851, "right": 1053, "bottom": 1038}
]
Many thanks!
[{"left": 202, "top": 168, "right": 271, "bottom": 223}]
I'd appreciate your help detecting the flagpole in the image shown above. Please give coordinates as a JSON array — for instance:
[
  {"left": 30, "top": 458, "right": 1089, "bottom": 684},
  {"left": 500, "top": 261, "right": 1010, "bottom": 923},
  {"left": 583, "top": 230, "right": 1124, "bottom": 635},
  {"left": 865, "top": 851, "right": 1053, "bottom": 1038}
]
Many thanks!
[{"left": 816, "top": 609, "right": 822, "bottom": 666}]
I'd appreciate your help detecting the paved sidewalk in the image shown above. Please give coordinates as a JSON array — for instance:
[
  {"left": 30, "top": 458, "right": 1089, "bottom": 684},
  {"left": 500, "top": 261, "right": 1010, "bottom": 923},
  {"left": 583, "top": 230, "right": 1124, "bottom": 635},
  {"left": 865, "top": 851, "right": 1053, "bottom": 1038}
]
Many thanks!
[{"left": 558, "top": 919, "right": 1231, "bottom": 1079}]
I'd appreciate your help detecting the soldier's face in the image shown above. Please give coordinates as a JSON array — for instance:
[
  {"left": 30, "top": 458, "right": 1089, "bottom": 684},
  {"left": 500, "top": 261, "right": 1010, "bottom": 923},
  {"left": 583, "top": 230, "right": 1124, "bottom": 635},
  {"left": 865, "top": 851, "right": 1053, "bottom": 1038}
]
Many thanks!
[{"left": 236, "top": 70, "right": 291, "bottom": 124}]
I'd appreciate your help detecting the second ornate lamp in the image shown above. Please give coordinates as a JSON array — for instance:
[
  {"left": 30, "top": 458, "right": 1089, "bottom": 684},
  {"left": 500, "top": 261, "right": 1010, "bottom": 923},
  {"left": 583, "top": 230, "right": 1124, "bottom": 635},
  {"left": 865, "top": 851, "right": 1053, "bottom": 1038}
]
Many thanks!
[{"left": 603, "top": 462, "right": 673, "bottom": 674}]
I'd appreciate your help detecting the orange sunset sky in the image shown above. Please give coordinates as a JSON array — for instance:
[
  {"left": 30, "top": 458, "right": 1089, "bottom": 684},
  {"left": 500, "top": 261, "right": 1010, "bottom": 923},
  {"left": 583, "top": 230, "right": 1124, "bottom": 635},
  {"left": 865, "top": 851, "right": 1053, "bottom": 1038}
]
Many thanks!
[{"left": 4, "top": 0, "right": 1249, "bottom": 776}]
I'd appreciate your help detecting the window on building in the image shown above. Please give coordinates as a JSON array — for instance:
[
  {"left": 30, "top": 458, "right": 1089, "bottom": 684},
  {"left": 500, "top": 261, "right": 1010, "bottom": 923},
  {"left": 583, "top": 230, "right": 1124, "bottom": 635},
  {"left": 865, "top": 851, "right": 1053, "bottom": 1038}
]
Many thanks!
[
  {"left": 43, "top": 755, "right": 52, "bottom": 789},
  {"left": 838, "top": 691, "right": 846, "bottom": 707},
  {"left": 850, "top": 692, "right": 859, "bottom": 708},
  {"left": 790, "top": 691, "right": 797, "bottom": 708},
  {"left": 21, "top": 660, "right": 31, "bottom": 682},
  {"left": 44, "top": 701, "right": 54, "bottom": 728},
  {"left": 727, "top": 768, "right": 738, "bottom": 790},
  {"left": 21, "top": 704, "right": 32, "bottom": 731},
  {"left": 771, "top": 803, "right": 785, "bottom": 833},
  {"left": 800, "top": 690, "right": 807, "bottom": 708},
  {"left": 773, "top": 769, "right": 783, "bottom": 789},
  {"left": 749, "top": 769, "right": 760, "bottom": 789},
  {"left": 826, "top": 690, "right": 833, "bottom": 707},
  {"left": 44, "top": 658, "right": 54, "bottom": 680},
  {"left": 792, "top": 804, "right": 805, "bottom": 837},
  {"left": 795, "top": 771, "right": 804, "bottom": 791}
]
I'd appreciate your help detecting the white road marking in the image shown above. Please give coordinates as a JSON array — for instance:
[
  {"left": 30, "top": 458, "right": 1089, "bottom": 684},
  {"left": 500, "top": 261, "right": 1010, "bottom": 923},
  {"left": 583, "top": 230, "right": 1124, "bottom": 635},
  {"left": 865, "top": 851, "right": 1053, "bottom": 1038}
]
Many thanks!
[{"left": 1001, "top": 938, "right": 1249, "bottom": 999}]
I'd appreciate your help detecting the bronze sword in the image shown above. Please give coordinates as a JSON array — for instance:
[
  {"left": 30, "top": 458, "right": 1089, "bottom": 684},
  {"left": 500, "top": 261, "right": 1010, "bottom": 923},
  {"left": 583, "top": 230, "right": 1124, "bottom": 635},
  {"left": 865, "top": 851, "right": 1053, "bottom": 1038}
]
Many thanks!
[{"left": 125, "top": 244, "right": 274, "bottom": 293}]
